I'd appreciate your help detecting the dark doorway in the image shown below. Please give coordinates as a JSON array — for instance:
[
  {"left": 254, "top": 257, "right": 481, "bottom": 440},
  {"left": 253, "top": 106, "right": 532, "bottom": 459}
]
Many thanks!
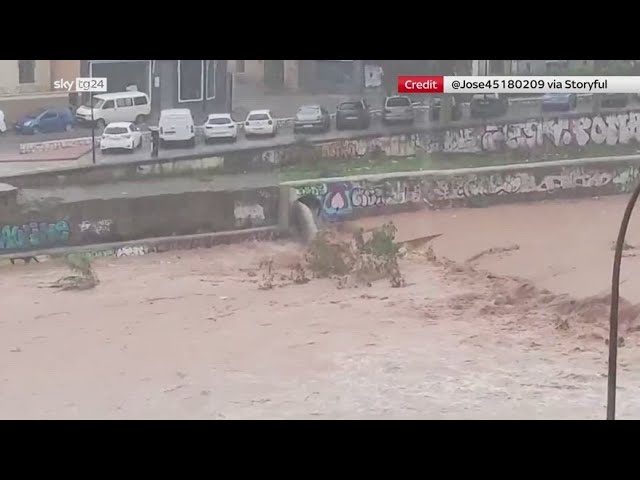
[
  {"left": 90, "top": 61, "right": 151, "bottom": 96},
  {"left": 315, "top": 60, "right": 355, "bottom": 94},
  {"left": 264, "top": 60, "right": 284, "bottom": 89}
]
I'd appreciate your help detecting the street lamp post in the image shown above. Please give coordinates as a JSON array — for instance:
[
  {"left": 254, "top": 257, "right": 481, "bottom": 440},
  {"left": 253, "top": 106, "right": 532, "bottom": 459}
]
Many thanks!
[
  {"left": 90, "top": 90, "right": 96, "bottom": 165},
  {"left": 607, "top": 178, "right": 640, "bottom": 420},
  {"left": 203, "top": 60, "right": 209, "bottom": 117}
]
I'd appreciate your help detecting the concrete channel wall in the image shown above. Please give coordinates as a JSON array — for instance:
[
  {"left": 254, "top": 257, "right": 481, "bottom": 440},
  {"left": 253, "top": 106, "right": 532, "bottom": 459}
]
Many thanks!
[
  {"left": 4, "top": 157, "right": 640, "bottom": 256},
  {"left": 0, "top": 187, "right": 278, "bottom": 253},
  {"left": 284, "top": 155, "right": 640, "bottom": 223},
  {"left": 6, "top": 107, "right": 640, "bottom": 189}
]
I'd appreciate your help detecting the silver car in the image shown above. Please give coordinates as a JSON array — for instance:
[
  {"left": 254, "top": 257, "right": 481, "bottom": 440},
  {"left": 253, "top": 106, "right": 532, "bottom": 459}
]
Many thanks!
[
  {"left": 293, "top": 105, "right": 331, "bottom": 133},
  {"left": 382, "top": 96, "right": 414, "bottom": 124}
]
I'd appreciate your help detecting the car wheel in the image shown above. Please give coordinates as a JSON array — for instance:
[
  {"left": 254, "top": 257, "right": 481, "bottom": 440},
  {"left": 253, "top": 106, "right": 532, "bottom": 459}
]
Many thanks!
[{"left": 96, "top": 119, "right": 106, "bottom": 130}]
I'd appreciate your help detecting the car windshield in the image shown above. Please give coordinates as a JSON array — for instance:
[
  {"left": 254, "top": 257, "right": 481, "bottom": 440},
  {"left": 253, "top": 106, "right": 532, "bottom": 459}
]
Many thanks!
[
  {"left": 339, "top": 102, "right": 361, "bottom": 110},
  {"left": 209, "top": 117, "right": 232, "bottom": 125},
  {"left": 298, "top": 107, "right": 320, "bottom": 116},
  {"left": 104, "top": 127, "right": 129, "bottom": 135},
  {"left": 248, "top": 113, "right": 269, "bottom": 121},
  {"left": 26, "top": 109, "right": 46, "bottom": 119},
  {"left": 88, "top": 98, "right": 105, "bottom": 109},
  {"left": 386, "top": 97, "right": 411, "bottom": 107}
]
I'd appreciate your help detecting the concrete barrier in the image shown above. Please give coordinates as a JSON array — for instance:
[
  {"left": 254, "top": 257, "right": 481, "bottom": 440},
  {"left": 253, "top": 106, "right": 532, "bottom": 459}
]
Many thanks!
[
  {"left": 0, "top": 226, "right": 280, "bottom": 265},
  {"left": 5, "top": 152, "right": 640, "bottom": 257},
  {"left": 284, "top": 154, "right": 640, "bottom": 223},
  {"left": 0, "top": 186, "right": 279, "bottom": 254}
]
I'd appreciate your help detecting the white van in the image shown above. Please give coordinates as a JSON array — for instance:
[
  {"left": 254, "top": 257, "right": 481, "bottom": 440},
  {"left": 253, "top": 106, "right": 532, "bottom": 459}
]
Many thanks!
[
  {"left": 159, "top": 109, "right": 196, "bottom": 147},
  {"left": 75, "top": 91, "right": 151, "bottom": 129}
]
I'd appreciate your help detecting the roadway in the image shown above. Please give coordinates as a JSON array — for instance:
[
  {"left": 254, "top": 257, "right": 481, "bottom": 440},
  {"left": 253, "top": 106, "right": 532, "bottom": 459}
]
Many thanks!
[
  {"left": 2, "top": 93, "right": 633, "bottom": 153},
  {"left": 1, "top": 94, "right": 639, "bottom": 178}
]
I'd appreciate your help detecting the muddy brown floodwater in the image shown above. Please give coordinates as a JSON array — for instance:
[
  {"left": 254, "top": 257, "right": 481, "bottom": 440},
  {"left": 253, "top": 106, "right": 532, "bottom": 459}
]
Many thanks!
[{"left": 3, "top": 195, "right": 640, "bottom": 419}]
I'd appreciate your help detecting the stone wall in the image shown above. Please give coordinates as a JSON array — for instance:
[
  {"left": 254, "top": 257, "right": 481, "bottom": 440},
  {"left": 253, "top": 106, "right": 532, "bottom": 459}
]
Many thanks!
[
  {"left": 289, "top": 157, "right": 640, "bottom": 222},
  {"left": 0, "top": 187, "right": 278, "bottom": 253}
]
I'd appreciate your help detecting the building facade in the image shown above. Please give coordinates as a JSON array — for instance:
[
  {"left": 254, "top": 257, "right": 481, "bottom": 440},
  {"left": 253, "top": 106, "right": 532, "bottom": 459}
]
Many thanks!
[
  {"left": 80, "top": 60, "right": 229, "bottom": 123},
  {"left": 229, "top": 60, "right": 364, "bottom": 94},
  {"left": 0, "top": 60, "right": 80, "bottom": 121}
]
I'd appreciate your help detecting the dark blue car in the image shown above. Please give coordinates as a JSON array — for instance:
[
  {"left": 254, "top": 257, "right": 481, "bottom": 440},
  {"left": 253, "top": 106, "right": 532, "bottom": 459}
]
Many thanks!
[
  {"left": 541, "top": 93, "right": 577, "bottom": 112},
  {"left": 14, "top": 108, "right": 75, "bottom": 135}
]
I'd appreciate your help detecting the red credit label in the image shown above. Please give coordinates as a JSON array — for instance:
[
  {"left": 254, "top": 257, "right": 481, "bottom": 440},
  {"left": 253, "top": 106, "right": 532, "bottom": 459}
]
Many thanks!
[{"left": 397, "top": 76, "right": 444, "bottom": 94}]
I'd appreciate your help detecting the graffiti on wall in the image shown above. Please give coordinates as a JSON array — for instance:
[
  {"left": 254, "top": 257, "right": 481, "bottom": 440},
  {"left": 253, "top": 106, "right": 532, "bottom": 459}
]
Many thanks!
[
  {"left": 79, "top": 219, "right": 113, "bottom": 236},
  {"left": 0, "top": 220, "right": 70, "bottom": 250},
  {"left": 423, "top": 165, "right": 640, "bottom": 205},
  {"left": 296, "top": 179, "right": 421, "bottom": 219},
  {"left": 20, "top": 136, "right": 98, "bottom": 154},
  {"left": 116, "top": 245, "right": 148, "bottom": 257},
  {"left": 301, "top": 110, "right": 640, "bottom": 161},
  {"left": 234, "top": 202, "right": 266, "bottom": 227},
  {"left": 319, "top": 135, "right": 417, "bottom": 160},
  {"left": 440, "top": 111, "right": 640, "bottom": 154}
]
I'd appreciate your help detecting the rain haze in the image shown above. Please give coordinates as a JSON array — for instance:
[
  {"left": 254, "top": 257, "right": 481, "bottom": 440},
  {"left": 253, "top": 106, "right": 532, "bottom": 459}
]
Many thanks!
[{"left": 2, "top": 59, "right": 640, "bottom": 419}]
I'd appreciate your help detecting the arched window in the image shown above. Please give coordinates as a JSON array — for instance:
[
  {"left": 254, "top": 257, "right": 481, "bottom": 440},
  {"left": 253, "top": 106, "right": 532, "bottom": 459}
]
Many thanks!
[{"left": 18, "top": 60, "right": 35, "bottom": 84}]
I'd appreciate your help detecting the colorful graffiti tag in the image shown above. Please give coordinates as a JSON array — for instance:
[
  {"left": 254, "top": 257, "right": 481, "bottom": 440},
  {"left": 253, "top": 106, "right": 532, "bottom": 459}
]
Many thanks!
[
  {"left": 296, "top": 179, "right": 422, "bottom": 220},
  {"left": 0, "top": 220, "right": 70, "bottom": 250},
  {"left": 422, "top": 165, "right": 640, "bottom": 206}
]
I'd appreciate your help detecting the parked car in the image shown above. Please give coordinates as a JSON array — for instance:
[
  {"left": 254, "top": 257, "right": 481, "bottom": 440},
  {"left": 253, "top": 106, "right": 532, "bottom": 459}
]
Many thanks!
[
  {"left": 75, "top": 91, "right": 151, "bottom": 129},
  {"left": 14, "top": 108, "right": 75, "bottom": 135},
  {"left": 541, "top": 93, "right": 577, "bottom": 112},
  {"left": 203, "top": 113, "right": 238, "bottom": 143},
  {"left": 382, "top": 96, "right": 415, "bottom": 124},
  {"left": 100, "top": 122, "right": 143, "bottom": 153},
  {"left": 336, "top": 99, "right": 371, "bottom": 130},
  {"left": 293, "top": 105, "right": 331, "bottom": 133},
  {"left": 245, "top": 109, "right": 277, "bottom": 137},
  {"left": 470, "top": 93, "right": 509, "bottom": 118},
  {"left": 602, "top": 93, "right": 629, "bottom": 108},
  {"left": 0, "top": 109, "right": 6, "bottom": 133},
  {"left": 429, "top": 96, "right": 462, "bottom": 121},
  {"left": 159, "top": 109, "right": 196, "bottom": 147}
]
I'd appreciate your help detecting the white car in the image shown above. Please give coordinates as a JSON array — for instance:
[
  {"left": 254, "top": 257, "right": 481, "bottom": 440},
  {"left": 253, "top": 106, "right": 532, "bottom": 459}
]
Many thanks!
[
  {"left": 159, "top": 109, "right": 196, "bottom": 147},
  {"left": 244, "top": 109, "right": 277, "bottom": 137},
  {"left": 100, "top": 122, "right": 143, "bottom": 153},
  {"left": 203, "top": 113, "right": 238, "bottom": 143},
  {"left": 0, "top": 109, "right": 6, "bottom": 133}
]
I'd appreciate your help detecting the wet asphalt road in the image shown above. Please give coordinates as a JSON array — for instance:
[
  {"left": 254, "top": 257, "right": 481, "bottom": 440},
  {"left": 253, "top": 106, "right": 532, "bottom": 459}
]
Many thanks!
[{"left": 2, "top": 95, "right": 630, "bottom": 154}]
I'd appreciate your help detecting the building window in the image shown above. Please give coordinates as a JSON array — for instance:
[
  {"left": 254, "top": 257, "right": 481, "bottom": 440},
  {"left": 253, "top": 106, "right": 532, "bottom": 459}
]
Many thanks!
[
  {"left": 18, "top": 60, "right": 35, "bottom": 84},
  {"left": 178, "top": 60, "right": 203, "bottom": 102},
  {"left": 206, "top": 61, "right": 217, "bottom": 99},
  {"left": 236, "top": 60, "right": 245, "bottom": 73}
]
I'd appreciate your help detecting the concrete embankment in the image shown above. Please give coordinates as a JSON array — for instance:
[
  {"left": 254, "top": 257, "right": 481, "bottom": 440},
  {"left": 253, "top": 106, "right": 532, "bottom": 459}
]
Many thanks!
[
  {"left": 0, "top": 176, "right": 279, "bottom": 254},
  {"left": 3, "top": 153, "right": 640, "bottom": 258},
  {"left": 283, "top": 154, "right": 640, "bottom": 223},
  {"left": 6, "top": 107, "right": 640, "bottom": 189}
]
